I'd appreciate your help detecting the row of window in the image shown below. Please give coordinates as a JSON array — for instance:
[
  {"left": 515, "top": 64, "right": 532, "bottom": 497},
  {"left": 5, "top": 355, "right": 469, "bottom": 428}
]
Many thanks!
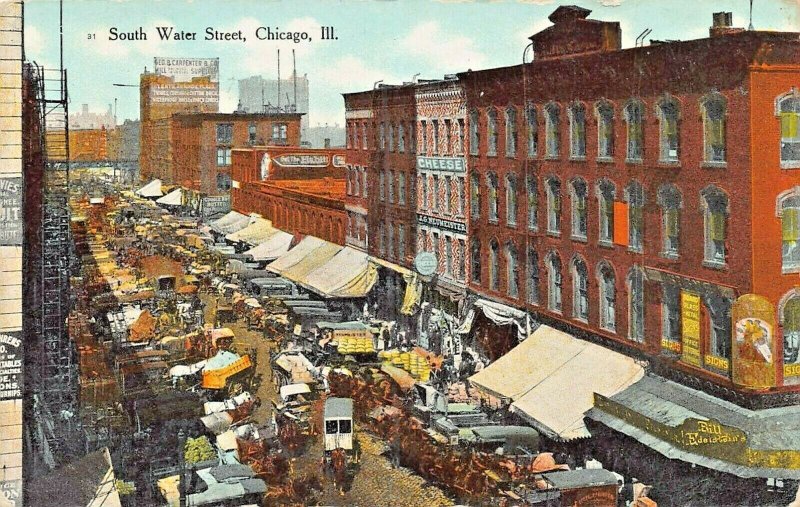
[
  {"left": 468, "top": 95, "right": 726, "bottom": 164},
  {"left": 215, "top": 122, "right": 288, "bottom": 145},
  {"left": 377, "top": 220, "right": 408, "bottom": 262},
  {"left": 417, "top": 118, "right": 466, "bottom": 156},
  {"left": 346, "top": 165, "right": 368, "bottom": 198},
  {"left": 347, "top": 120, "right": 416, "bottom": 153},
  {"left": 418, "top": 173, "right": 466, "bottom": 217},
  {"left": 378, "top": 169, "right": 409, "bottom": 205},
  {"left": 471, "top": 174, "right": 730, "bottom": 266},
  {"left": 419, "top": 228, "right": 467, "bottom": 282}
]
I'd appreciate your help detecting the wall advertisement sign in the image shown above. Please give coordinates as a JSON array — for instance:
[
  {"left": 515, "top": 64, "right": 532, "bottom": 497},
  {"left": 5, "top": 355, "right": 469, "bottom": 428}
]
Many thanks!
[
  {"left": 149, "top": 84, "right": 219, "bottom": 104},
  {"left": 680, "top": 291, "right": 701, "bottom": 367},
  {"left": 273, "top": 154, "right": 329, "bottom": 167},
  {"left": 731, "top": 294, "right": 777, "bottom": 388},
  {"left": 154, "top": 57, "right": 219, "bottom": 82},
  {"left": 417, "top": 156, "right": 465, "bottom": 173},
  {"left": 417, "top": 213, "right": 467, "bottom": 234},
  {"left": 0, "top": 331, "right": 22, "bottom": 401},
  {"left": 0, "top": 177, "right": 22, "bottom": 246},
  {"left": 200, "top": 195, "right": 231, "bottom": 219}
]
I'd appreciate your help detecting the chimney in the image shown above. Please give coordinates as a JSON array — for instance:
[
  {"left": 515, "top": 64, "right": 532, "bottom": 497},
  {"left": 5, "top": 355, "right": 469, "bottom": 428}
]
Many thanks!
[
  {"left": 529, "top": 6, "right": 621, "bottom": 59},
  {"left": 324, "top": 138, "right": 331, "bottom": 148},
  {"left": 710, "top": 12, "right": 744, "bottom": 37},
  {"left": 82, "top": 104, "right": 89, "bottom": 114}
]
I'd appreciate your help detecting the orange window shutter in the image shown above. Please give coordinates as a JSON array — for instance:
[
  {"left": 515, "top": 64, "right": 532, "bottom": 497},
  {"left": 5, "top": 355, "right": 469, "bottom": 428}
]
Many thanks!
[{"left": 613, "top": 201, "right": 629, "bottom": 246}]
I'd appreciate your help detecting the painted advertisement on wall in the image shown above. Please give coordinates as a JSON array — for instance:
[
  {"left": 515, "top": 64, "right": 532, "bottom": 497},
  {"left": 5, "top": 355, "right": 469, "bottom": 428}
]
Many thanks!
[
  {"left": 731, "top": 294, "right": 777, "bottom": 389},
  {"left": 681, "top": 291, "right": 702, "bottom": 367},
  {"left": 0, "top": 178, "right": 22, "bottom": 246}
]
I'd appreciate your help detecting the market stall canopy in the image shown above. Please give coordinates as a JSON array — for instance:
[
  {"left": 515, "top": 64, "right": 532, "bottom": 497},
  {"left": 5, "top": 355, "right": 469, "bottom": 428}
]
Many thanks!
[
  {"left": 225, "top": 218, "right": 276, "bottom": 246},
  {"left": 300, "top": 246, "right": 379, "bottom": 298},
  {"left": 242, "top": 230, "right": 294, "bottom": 262},
  {"left": 267, "top": 236, "right": 342, "bottom": 284},
  {"left": 587, "top": 375, "right": 800, "bottom": 479},
  {"left": 209, "top": 211, "right": 251, "bottom": 235},
  {"left": 136, "top": 179, "right": 164, "bottom": 198},
  {"left": 155, "top": 187, "right": 184, "bottom": 206},
  {"left": 187, "top": 465, "right": 266, "bottom": 506},
  {"left": 457, "top": 298, "right": 530, "bottom": 340},
  {"left": 469, "top": 324, "right": 644, "bottom": 441}
]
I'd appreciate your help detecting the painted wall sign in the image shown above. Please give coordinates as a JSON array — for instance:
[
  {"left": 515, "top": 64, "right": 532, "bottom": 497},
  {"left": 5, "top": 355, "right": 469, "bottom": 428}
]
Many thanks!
[
  {"left": 680, "top": 291, "right": 701, "bottom": 367},
  {"left": 273, "top": 154, "right": 329, "bottom": 167},
  {"left": 0, "top": 177, "right": 22, "bottom": 246},
  {"left": 149, "top": 84, "right": 219, "bottom": 104},
  {"left": 154, "top": 57, "right": 219, "bottom": 82},
  {"left": 333, "top": 155, "right": 346, "bottom": 167},
  {"left": 417, "top": 213, "right": 467, "bottom": 234},
  {"left": 0, "top": 331, "right": 22, "bottom": 401},
  {"left": 200, "top": 195, "right": 231, "bottom": 219},
  {"left": 417, "top": 156, "right": 465, "bottom": 173},
  {"left": 731, "top": 294, "right": 777, "bottom": 388}
]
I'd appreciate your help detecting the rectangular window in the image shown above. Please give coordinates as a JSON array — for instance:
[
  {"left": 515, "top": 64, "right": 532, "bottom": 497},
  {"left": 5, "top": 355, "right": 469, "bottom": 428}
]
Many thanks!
[
  {"left": 488, "top": 174, "right": 498, "bottom": 222},
  {"left": 662, "top": 284, "right": 681, "bottom": 345},
  {"left": 781, "top": 99, "right": 800, "bottom": 164},
  {"left": 248, "top": 123, "right": 257, "bottom": 144},
  {"left": 362, "top": 123, "right": 368, "bottom": 150},
  {"left": 398, "top": 226, "right": 405, "bottom": 260},
  {"left": 422, "top": 174, "right": 429, "bottom": 210},
  {"left": 380, "top": 122, "right": 386, "bottom": 150},
  {"left": 470, "top": 174, "right": 480, "bottom": 218},
  {"left": 432, "top": 119, "right": 439, "bottom": 155},
  {"left": 387, "top": 222, "right": 394, "bottom": 259},
  {"left": 707, "top": 211, "right": 727, "bottom": 263},
  {"left": 398, "top": 124, "right": 405, "bottom": 153},
  {"left": 216, "top": 147, "right": 231, "bottom": 166},
  {"left": 458, "top": 239, "right": 466, "bottom": 280},
  {"left": 379, "top": 171, "right": 385, "bottom": 202},
  {"left": 432, "top": 175, "right": 439, "bottom": 212},
  {"left": 388, "top": 170, "right": 395, "bottom": 203},
  {"left": 469, "top": 111, "right": 479, "bottom": 156},
  {"left": 528, "top": 177, "right": 538, "bottom": 231},
  {"left": 216, "top": 123, "right": 233, "bottom": 144},
  {"left": 445, "top": 236, "right": 453, "bottom": 276},
  {"left": 388, "top": 123, "right": 395, "bottom": 152},
  {"left": 457, "top": 177, "right": 466, "bottom": 215},
  {"left": 445, "top": 176, "right": 452, "bottom": 214},
  {"left": 664, "top": 208, "right": 680, "bottom": 256},
  {"left": 597, "top": 105, "right": 614, "bottom": 159},
  {"left": 457, "top": 119, "right": 465, "bottom": 155},
  {"left": 527, "top": 106, "right": 537, "bottom": 158},
  {"left": 362, "top": 168, "right": 368, "bottom": 197},
  {"left": 398, "top": 172, "right": 406, "bottom": 205},
  {"left": 420, "top": 120, "right": 427, "bottom": 155},
  {"left": 444, "top": 119, "right": 452, "bottom": 155},
  {"left": 272, "top": 123, "right": 287, "bottom": 141}
]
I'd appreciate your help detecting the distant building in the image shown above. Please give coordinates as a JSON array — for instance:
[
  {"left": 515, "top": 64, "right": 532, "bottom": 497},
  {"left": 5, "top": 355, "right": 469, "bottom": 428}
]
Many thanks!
[
  {"left": 171, "top": 112, "right": 302, "bottom": 195},
  {"left": 139, "top": 57, "right": 220, "bottom": 182},
  {"left": 231, "top": 145, "right": 347, "bottom": 245},
  {"left": 45, "top": 127, "right": 108, "bottom": 161},
  {"left": 238, "top": 74, "right": 310, "bottom": 135},
  {"left": 107, "top": 119, "right": 140, "bottom": 162},
  {"left": 305, "top": 123, "right": 346, "bottom": 149},
  {"left": 69, "top": 103, "right": 115, "bottom": 130}
]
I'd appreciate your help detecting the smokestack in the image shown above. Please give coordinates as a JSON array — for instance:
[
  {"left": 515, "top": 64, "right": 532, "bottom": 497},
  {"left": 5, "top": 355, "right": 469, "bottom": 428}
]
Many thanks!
[{"left": 324, "top": 138, "right": 331, "bottom": 148}]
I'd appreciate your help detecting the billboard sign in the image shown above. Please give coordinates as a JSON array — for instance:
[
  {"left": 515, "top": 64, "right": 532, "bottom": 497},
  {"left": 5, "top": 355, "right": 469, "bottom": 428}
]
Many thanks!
[
  {"left": 200, "top": 195, "right": 231, "bottom": 220},
  {"left": 680, "top": 291, "right": 701, "bottom": 367},
  {"left": 0, "top": 331, "right": 22, "bottom": 401},
  {"left": 149, "top": 84, "right": 219, "bottom": 105},
  {"left": 0, "top": 177, "right": 22, "bottom": 246},
  {"left": 154, "top": 57, "right": 219, "bottom": 82}
]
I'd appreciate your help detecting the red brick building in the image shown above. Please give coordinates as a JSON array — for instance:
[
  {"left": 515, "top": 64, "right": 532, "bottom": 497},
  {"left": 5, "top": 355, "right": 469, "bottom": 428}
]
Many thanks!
[
  {"left": 171, "top": 112, "right": 302, "bottom": 195},
  {"left": 343, "top": 86, "right": 417, "bottom": 268},
  {"left": 460, "top": 5, "right": 800, "bottom": 400},
  {"left": 231, "top": 146, "right": 347, "bottom": 245}
]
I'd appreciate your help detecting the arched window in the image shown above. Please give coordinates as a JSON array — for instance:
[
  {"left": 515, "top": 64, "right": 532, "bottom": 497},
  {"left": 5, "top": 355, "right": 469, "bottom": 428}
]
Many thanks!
[
  {"left": 779, "top": 190, "right": 800, "bottom": 272},
  {"left": 506, "top": 242, "right": 519, "bottom": 298},
  {"left": 527, "top": 175, "right": 538, "bottom": 231},
  {"left": 505, "top": 106, "right": 517, "bottom": 157},
  {"left": 702, "top": 94, "right": 726, "bottom": 163},
  {"left": 546, "top": 252, "right": 562, "bottom": 312},
  {"left": 572, "top": 256, "right": 589, "bottom": 321},
  {"left": 379, "top": 122, "right": 386, "bottom": 150},
  {"left": 701, "top": 186, "right": 729, "bottom": 265},
  {"left": 469, "top": 109, "right": 479, "bottom": 156},
  {"left": 506, "top": 174, "right": 518, "bottom": 226},
  {"left": 527, "top": 248, "right": 540, "bottom": 305},
  {"left": 471, "top": 238, "right": 482, "bottom": 284},
  {"left": 625, "top": 181, "right": 645, "bottom": 252},
  {"left": 658, "top": 97, "right": 680, "bottom": 162},
  {"left": 470, "top": 173, "right": 480, "bottom": 218},
  {"left": 545, "top": 103, "right": 560, "bottom": 158},
  {"left": 597, "top": 179, "right": 616, "bottom": 244},
  {"left": 353, "top": 167, "right": 360, "bottom": 196},
  {"left": 596, "top": 101, "right": 614, "bottom": 159},
  {"left": 778, "top": 92, "right": 800, "bottom": 165},
  {"left": 624, "top": 100, "right": 644, "bottom": 161},
  {"left": 546, "top": 177, "right": 561, "bottom": 234},
  {"left": 782, "top": 292, "right": 800, "bottom": 364},
  {"left": 489, "top": 239, "right": 500, "bottom": 291},
  {"left": 658, "top": 184, "right": 682, "bottom": 257},
  {"left": 487, "top": 172, "right": 499, "bottom": 222},
  {"left": 598, "top": 262, "right": 616, "bottom": 332},
  {"left": 569, "top": 102, "right": 586, "bottom": 158},
  {"left": 705, "top": 293, "right": 731, "bottom": 361},
  {"left": 487, "top": 108, "right": 498, "bottom": 156},
  {"left": 571, "top": 178, "right": 587, "bottom": 239},
  {"left": 628, "top": 265, "right": 644, "bottom": 342},
  {"left": 526, "top": 103, "right": 538, "bottom": 158}
]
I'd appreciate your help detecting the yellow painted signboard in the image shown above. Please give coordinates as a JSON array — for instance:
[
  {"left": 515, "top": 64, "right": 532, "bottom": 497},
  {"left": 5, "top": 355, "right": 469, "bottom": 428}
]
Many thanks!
[{"left": 681, "top": 291, "right": 701, "bottom": 366}]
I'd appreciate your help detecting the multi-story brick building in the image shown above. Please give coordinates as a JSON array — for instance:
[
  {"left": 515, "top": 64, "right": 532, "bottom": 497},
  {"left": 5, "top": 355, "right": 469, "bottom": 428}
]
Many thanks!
[
  {"left": 460, "top": 5, "right": 800, "bottom": 402},
  {"left": 343, "top": 85, "right": 418, "bottom": 268},
  {"left": 139, "top": 64, "right": 219, "bottom": 182},
  {"left": 230, "top": 146, "right": 347, "bottom": 245},
  {"left": 415, "top": 79, "right": 469, "bottom": 294},
  {"left": 171, "top": 112, "right": 302, "bottom": 195}
]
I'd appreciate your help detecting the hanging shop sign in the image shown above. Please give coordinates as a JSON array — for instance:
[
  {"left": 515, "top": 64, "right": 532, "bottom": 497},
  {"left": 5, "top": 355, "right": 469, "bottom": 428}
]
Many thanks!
[
  {"left": 414, "top": 252, "right": 438, "bottom": 277},
  {"left": 731, "top": 294, "right": 777, "bottom": 389},
  {"left": 0, "top": 177, "right": 22, "bottom": 246},
  {"left": 680, "top": 291, "right": 701, "bottom": 367}
]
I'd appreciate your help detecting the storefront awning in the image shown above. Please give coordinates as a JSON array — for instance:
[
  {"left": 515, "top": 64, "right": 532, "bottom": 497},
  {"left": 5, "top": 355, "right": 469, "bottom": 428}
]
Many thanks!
[
  {"left": 243, "top": 231, "right": 294, "bottom": 262},
  {"left": 155, "top": 188, "right": 183, "bottom": 206},
  {"left": 136, "top": 179, "right": 163, "bottom": 198},
  {"left": 469, "top": 324, "right": 644, "bottom": 441},
  {"left": 301, "top": 247, "right": 378, "bottom": 298},
  {"left": 225, "top": 218, "right": 276, "bottom": 246},
  {"left": 457, "top": 298, "right": 530, "bottom": 340},
  {"left": 209, "top": 211, "right": 250, "bottom": 235},
  {"left": 587, "top": 375, "right": 800, "bottom": 479},
  {"left": 267, "top": 236, "right": 342, "bottom": 283}
]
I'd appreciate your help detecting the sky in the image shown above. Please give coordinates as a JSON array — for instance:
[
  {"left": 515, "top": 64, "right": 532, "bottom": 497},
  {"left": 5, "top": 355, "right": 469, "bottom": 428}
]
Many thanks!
[{"left": 23, "top": 0, "right": 799, "bottom": 128}]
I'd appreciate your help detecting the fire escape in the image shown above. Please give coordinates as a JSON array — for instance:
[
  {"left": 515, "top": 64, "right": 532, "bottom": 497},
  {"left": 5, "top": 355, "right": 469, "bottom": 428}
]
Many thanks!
[{"left": 29, "top": 62, "right": 77, "bottom": 468}]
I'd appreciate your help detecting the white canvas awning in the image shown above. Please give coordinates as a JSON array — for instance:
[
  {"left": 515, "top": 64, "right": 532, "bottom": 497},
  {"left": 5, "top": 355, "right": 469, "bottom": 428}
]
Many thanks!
[
  {"left": 243, "top": 230, "right": 294, "bottom": 262},
  {"left": 136, "top": 179, "right": 163, "bottom": 197},
  {"left": 301, "top": 247, "right": 378, "bottom": 298},
  {"left": 225, "top": 218, "right": 275, "bottom": 246},
  {"left": 469, "top": 324, "right": 644, "bottom": 441},
  {"left": 209, "top": 211, "right": 250, "bottom": 235},
  {"left": 267, "top": 236, "right": 329, "bottom": 275},
  {"left": 156, "top": 188, "right": 183, "bottom": 206}
]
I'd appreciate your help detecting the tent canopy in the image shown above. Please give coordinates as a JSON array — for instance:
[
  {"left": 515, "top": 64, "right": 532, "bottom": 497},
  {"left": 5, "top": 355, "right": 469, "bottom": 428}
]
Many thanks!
[
  {"left": 156, "top": 187, "right": 183, "bottom": 206},
  {"left": 243, "top": 230, "right": 294, "bottom": 262},
  {"left": 301, "top": 247, "right": 378, "bottom": 298},
  {"left": 225, "top": 218, "right": 276, "bottom": 246},
  {"left": 136, "top": 179, "right": 163, "bottom": 197},
  {"left": 469, "top": 324, "right": 644, "bottom": 441},
  {"left": 210, "top": 211, "right": 250, "bottom": 235}
]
